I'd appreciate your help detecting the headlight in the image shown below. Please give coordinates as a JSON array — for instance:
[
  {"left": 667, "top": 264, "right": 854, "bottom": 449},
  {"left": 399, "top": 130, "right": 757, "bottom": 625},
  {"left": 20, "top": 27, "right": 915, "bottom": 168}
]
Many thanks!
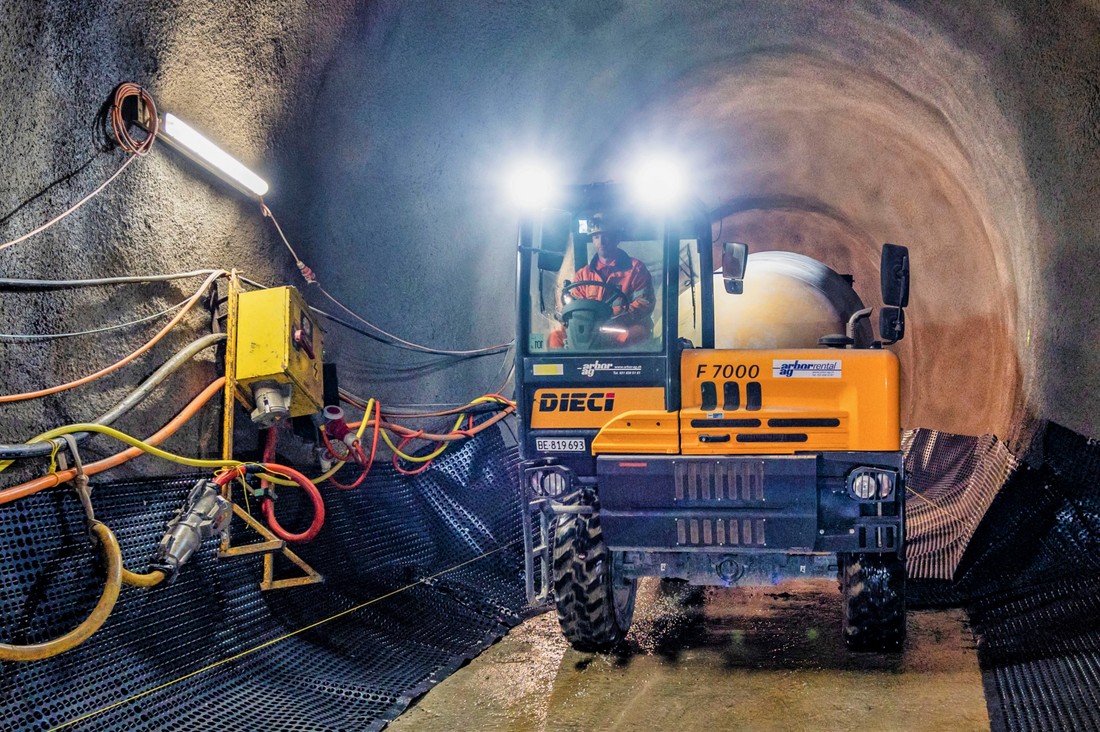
[
  {"left": 851, "top": 472, "right": 877, "bottom": 499},
  {"left": 848, "top": 468, "right": 896, "bottom": 500},
  {"left": 876, "top": 472, "right": 894, "bottom": 500}
]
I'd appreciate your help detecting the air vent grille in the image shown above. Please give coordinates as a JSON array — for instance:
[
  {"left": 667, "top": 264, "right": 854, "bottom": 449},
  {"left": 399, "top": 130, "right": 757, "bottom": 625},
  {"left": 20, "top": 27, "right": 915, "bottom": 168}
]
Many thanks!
[
  {"left": 674, "top": 460, "right": 765, "bottom": 502},
  {"left": 676, "top": 518, "right": 767, "bottom": 546}
]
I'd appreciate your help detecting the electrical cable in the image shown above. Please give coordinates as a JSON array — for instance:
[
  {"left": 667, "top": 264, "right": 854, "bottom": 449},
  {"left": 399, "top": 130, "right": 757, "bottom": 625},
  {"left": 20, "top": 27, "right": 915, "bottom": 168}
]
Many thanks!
[
  {"left": 0, "top": 156, "right": 137, "bottom": 255},
  {"left": 29, "top": 422, "right": 241, "bottom": 470},
  {"left": 0, "top": 333, "right": 227, "bottom": 466},
  {"left": 380, "top": 396, "right": 514, "bottom": 473},
  {"left": 121, "top": 567, "right": 166, "bottom": 588},
  {"left": 0, "top": 522, "right": 122, "bottom": 662},
  {"left": 382, "top": 413, "right": 465, "bottom": 466},
  {"left": 0, "top": 269, "right": 221, "bottom": 290},
  {"left": 0, "top": 378, "right": 226, "bottom": 506},
  {"left": 0, "top": 270, "right": 225, "bottom": 403},
  {"left": 109, "top": 83, "right": 158, "bottom": 156},
  {"left": 257, "top": 202, "right": 514, "bottom": 357},
  {"left": 375, "top": 409, "right": 512, "bottom": 444},
  {"left": 0, "top": 299, "right": 188, "bottom": 342},
  {"left": 311, "top": 306, "right": 513, "bottom": 357},
  {"left": 315, "top": 284, "right": 515, "bottom": 356},
  {"left": 340, "top": 388, "right": 514, "bottom": 419},
  {"left": 309, "top": 399, "right": 376, "bottom": 487},
  {"left": 0, "top": 83, "right": 155, "bottom": 256}
]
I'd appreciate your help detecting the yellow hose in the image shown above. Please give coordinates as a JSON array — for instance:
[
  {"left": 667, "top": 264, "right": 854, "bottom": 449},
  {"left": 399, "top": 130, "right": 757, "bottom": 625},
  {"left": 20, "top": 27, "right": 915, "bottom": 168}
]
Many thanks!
[
  {"left": 0, "top": 523, "right": 122, "bottom": 661},
  {"left": 27, "top": 423, "right": 297, "bottom": 487},
  {"left": 380, "top": 412, "right": 466, "bottom": 463},
  {"left": 121, "top": 568, "right": 166, "bottom": 587},
  {"left": 32, "top": 424, "right": 240, "bottom": 469}
]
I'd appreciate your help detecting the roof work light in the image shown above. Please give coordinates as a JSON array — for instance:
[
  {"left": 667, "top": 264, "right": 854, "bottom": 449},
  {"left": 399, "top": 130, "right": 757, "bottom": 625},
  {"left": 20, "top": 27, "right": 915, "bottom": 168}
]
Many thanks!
[
  {"left": 627, "top": 155, "right": 687, "bottom": 210},
  {"left": 507, "top": 161, "right": 558, "bottom": 210}
]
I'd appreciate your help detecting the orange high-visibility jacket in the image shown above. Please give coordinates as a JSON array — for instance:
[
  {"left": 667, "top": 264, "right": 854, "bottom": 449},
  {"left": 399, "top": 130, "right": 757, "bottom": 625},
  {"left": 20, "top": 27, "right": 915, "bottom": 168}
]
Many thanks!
[{"left": 572, "top": 251, "right": 656, "bottom": 326}]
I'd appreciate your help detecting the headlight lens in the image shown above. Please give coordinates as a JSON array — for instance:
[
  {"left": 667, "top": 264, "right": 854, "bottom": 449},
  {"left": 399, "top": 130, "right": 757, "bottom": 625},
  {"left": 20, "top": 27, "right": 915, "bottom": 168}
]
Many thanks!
[
  {"left": 852, "top": 473, "right": 877, "bottom": 499},
  {"left": 877, "top": 471, "right": 894, "bottom": 500},
  {"left": 848, "top": 468, "right": 896, "bottom": 500}
]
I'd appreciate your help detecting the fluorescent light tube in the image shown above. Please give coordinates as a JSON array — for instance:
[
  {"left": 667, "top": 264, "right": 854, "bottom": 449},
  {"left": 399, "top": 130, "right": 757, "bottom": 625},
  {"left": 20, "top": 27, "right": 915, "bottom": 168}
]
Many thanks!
[{"left": 162, "top": 113, "right": 269, "bottom": 197}]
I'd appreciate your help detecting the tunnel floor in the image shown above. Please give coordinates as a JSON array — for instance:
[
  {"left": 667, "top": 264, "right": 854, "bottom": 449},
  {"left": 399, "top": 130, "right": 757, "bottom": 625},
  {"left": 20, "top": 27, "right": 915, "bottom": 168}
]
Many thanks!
[{"left": 389, "top": 578, "right": 989, "bottom": 731}]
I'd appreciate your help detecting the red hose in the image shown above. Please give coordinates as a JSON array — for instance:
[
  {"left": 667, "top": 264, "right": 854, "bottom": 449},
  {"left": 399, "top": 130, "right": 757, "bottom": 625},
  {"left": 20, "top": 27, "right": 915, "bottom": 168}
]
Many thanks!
[
  {"left": 217, "top": 462, "right": 325, "bottom": 543},
  {"left": 259, "top": 462, "right": 325, "bottom": 542},
  {"left": 259, "top": 426, "right": 278, "bottom": 491}
]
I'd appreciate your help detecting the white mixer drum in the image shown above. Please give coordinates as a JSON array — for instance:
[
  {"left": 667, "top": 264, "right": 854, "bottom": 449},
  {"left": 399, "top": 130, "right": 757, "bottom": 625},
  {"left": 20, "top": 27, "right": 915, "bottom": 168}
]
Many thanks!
[{"left": 680, "top": 251, "right": 869, "bottom": 349}]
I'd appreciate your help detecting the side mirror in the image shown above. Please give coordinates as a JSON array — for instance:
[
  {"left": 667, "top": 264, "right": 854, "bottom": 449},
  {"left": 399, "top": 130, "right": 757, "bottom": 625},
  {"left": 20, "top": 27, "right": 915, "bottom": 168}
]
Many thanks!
[
  {"left": 722, "top": 241, "right": 749, "bottom": 295},
  {"left": 537, "top": 210, "right": 571, "bottom": 272},
  {"left": 880, "top": 243, "right": 910, "bottom": 308},
  {"left": 880, "top": 307, "right": 905, "bottom": 343}
]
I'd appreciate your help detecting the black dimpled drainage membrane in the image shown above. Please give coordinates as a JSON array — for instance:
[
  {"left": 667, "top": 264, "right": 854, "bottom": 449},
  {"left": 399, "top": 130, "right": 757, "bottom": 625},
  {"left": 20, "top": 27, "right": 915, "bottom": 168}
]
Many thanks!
[
  {"left": 5, "top": 423, "right": 1100, "bottom": 731},
  {"left": 904, "top": 424, "right": 1100, "bottom": 732},
  {"left": 0, "top": 426, "right": 526, "bottom": 732}
]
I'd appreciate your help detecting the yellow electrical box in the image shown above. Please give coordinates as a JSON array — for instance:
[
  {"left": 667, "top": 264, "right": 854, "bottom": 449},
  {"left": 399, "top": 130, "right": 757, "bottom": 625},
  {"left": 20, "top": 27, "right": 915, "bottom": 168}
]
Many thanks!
[{"left": 235, "top": 286, "right": 323, "bottom": 423}]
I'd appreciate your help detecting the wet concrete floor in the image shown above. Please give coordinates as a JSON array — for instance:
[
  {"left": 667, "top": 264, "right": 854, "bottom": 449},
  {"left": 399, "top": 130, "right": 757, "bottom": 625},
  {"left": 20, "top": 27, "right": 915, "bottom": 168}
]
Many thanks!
[{"left": 389, "top": 578, "right": 988, "bottom": 731}]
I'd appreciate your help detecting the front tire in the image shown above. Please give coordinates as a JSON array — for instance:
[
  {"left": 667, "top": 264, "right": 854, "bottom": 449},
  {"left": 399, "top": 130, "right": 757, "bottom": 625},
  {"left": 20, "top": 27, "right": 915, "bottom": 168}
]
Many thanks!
[
  {"left": 552, "top": 511, "right": 636, "bottom": 651},
  {"left": 840, "top": 552, "right": 906, "bottom": 652}
]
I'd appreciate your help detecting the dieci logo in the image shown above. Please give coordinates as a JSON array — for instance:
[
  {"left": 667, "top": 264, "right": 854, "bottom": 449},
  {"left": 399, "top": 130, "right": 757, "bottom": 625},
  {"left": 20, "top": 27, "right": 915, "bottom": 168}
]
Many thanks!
[{"left": 538, "top": 392, "right": 617, "bottom": 412}]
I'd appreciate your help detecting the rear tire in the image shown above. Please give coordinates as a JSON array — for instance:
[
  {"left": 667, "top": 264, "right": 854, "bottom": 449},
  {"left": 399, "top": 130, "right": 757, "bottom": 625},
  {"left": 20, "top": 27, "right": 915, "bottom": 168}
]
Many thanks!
[
  {"left": 840, "top": 552, "right": 906, "bottom": 652},
  {"left": 552, "top": 511, "right": 636, "bottom": 651}
]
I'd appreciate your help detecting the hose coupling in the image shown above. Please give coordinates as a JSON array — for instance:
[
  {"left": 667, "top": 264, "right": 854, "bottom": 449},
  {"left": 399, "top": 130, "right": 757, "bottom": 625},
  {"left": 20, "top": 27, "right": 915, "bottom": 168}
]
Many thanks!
[
  {"left": 150, "top": 479, "right": 232, "bottom": 582},
  {"left": 323, "top": 406, "right": 357, "bottom": 449}
]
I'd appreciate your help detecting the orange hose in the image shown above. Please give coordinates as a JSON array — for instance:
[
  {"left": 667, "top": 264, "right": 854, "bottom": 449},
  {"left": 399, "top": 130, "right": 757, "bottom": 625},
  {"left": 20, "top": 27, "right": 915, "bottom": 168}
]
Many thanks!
[
  {"left": 0, "top": 377, "right": 225, "bottom": 505},
  {"left": 0, "top": 271, "right": 223, "bottom": 403},
  {"left": 343, "top": 406, "right": 513, "bottom": 445}
]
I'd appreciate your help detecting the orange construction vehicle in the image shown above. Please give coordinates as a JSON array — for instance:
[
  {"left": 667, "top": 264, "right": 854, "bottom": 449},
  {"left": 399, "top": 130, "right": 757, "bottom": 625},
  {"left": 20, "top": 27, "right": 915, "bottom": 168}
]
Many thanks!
[{"left": 516, "top": 182, "right": 910, "bottom": 652}]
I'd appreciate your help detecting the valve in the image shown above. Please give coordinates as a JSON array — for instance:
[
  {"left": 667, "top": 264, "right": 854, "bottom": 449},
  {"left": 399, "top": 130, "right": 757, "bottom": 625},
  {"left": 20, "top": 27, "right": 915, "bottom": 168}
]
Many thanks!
[
  {"left": 150, "top": 479, "right": 232, "bottom": 582},
  {"left": 323, "top": 405, "right": 358, "bottom": 451}
]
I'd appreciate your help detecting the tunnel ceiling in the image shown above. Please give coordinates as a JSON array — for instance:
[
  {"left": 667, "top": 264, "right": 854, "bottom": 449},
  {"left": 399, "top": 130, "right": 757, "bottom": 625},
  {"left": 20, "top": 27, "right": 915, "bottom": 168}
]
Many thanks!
[{"left": 2, "top": 0, "right": 1100, "bottom": 471}]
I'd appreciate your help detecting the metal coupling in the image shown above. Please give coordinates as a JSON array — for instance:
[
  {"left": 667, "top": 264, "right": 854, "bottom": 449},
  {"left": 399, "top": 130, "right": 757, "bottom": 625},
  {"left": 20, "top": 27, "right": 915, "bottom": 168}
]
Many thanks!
[{"left": 150, "top": 479, "right": 232, "bottom": 582}]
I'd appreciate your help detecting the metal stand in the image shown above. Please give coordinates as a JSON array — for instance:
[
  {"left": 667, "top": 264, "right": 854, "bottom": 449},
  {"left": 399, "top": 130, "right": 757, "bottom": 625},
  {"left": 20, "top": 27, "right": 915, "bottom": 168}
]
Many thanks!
[{"left": 218, "top": 271, "right": 323, "bottom": 590}]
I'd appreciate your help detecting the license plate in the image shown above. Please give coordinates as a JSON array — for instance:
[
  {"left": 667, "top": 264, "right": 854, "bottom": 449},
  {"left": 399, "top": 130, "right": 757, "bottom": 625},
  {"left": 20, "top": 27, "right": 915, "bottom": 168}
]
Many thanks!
[{"left": 535, "top": 438, "right": 586, "bottom": 453}]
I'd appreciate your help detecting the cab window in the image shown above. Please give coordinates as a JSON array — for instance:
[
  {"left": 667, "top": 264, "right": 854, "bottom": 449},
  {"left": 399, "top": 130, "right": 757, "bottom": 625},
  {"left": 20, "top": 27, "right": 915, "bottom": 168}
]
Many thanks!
[{"left": 527, "top": 227, "right": 664, "bottom": 355}]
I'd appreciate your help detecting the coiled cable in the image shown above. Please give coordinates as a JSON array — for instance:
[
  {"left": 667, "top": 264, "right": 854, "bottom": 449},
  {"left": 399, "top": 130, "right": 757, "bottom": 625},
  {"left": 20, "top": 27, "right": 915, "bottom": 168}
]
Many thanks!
[{"left": 109, "top": 83, "right": 157, "bottom": 155}]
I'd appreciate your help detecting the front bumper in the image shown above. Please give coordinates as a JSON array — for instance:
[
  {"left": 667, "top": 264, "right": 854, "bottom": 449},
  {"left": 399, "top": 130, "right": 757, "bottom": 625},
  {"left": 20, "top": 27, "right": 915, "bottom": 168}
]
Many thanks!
[{"left": 595, "top": 452, "right": 904, "bottom": 556}]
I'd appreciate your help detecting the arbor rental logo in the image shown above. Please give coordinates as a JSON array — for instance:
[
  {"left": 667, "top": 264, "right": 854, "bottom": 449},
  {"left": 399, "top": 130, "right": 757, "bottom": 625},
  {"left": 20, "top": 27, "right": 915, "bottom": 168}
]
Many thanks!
[
  {"left": 773, "top": 359, "right": 843, "bottom": 378},
  {"left": 581, "top": 360, "right": 612, "bottom": 377},
  {"left": 579, "top": 361, "right": 643, "bottom": 378}
]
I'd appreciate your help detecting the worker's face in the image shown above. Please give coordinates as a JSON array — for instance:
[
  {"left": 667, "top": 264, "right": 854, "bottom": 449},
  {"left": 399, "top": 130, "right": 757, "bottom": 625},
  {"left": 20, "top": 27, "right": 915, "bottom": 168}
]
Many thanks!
[{"left": 593, "top": 231, "right": 619, "bottom": 259}]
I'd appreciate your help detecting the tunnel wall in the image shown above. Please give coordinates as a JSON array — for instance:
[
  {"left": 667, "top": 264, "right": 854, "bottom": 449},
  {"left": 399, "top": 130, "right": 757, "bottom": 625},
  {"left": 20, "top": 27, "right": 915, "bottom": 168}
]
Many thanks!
[
  {"left": 2, "top": 1, "right": 1100, "bottom": 456},
  {"left": 2, "top": 4, "right": 1100, "bottom": 729},
  {"left": 0, "top": 0, "right": 355, "bottom": 480},
  {"left": 298, "top": 0, "right": 1100, "bottom": 446}
]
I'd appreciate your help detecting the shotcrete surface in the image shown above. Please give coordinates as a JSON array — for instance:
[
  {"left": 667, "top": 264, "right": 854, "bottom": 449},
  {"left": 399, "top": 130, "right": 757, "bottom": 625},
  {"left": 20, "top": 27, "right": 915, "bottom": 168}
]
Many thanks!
[{"left": 390, "top": 579, "right": 988, "bottom": 731}]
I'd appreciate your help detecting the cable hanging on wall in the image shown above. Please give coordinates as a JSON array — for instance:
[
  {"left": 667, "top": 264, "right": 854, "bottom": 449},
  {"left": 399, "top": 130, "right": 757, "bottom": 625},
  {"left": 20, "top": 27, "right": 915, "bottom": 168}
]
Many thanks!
[{"left": 0, "top": 83, "right": 156, "bottom": 255}]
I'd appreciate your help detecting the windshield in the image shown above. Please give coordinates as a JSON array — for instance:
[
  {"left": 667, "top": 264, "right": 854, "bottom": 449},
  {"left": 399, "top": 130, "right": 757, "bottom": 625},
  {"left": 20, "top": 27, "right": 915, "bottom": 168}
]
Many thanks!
[{"left": 527, "top": 225, "right": 665, "bottom": 355}]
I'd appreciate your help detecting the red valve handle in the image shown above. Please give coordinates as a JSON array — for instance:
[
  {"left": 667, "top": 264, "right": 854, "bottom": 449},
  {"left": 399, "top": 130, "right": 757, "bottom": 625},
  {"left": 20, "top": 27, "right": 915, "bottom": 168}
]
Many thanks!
[{"left": 293, "top": 329, "right": 315, "bottom": 359}]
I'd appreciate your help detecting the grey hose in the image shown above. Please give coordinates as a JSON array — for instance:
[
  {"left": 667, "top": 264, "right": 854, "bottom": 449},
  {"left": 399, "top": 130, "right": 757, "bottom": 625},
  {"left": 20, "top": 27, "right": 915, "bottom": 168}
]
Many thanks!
[
  {"left": 0, "top": 269, "right": 222, "bottom": 290},
  {"left": 0, "top": 333, "right": 226, "bottom": 460}
]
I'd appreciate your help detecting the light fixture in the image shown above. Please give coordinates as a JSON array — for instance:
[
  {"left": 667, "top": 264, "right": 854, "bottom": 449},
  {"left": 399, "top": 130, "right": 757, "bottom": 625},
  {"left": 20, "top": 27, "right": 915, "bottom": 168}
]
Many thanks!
[
  {"left": 160, "top": 113, "right": 269, "bottom": 197},
  {"left": 628, "top": 155, "right": 687, "bottom": 210},
  {"left": 507, "top": 161, "right": 557, "bottom": 210},
  {"left": 848, "top": 468, "right": 896, "bottom": 500}
]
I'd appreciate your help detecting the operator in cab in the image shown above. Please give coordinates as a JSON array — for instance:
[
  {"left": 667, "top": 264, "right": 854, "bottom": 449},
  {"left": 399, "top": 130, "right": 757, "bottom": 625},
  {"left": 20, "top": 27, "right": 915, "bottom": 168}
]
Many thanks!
[{"left": 548, "top": 213, "right": 656, "bottom": 349}]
